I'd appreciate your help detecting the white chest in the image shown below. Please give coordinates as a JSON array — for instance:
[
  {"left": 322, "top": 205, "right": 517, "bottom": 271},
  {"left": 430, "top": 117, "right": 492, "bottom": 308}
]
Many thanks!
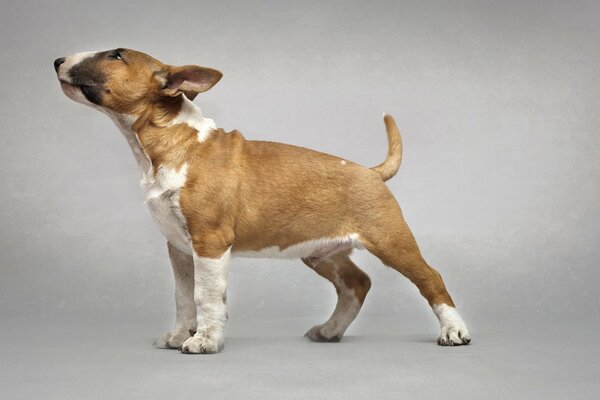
[
  {"left": 142, "top": 166, "right": 192, "bottom": 255},
  {"left": 108, "top": 102, "right": 214, "bottom": 257}
]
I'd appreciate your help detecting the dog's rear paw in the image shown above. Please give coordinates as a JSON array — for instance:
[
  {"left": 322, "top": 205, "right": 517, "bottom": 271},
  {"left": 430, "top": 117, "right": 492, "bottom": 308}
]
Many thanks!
[
  {"left": 437, "top": 325, "right": 471, "bottom": 346},
  {"left": 304, "top": 325, "right": 343, "bottom": 343},
  {"left": 154, "top": 328, "right": 194, "bottom": 349},
  {"left": 433, "top": 304, "right": 471, "bottom": 346}
]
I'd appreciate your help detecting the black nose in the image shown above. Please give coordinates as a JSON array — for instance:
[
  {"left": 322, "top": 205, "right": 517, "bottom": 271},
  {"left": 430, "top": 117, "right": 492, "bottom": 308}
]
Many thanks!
[{"left": 54, "top": 57, "right": 66, "bottom": 72}]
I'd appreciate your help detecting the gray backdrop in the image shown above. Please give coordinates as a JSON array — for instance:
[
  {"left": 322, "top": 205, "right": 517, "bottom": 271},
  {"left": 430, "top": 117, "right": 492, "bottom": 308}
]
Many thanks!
[{"left": 1, "top": 1, "right": 598, "bottom": 399}]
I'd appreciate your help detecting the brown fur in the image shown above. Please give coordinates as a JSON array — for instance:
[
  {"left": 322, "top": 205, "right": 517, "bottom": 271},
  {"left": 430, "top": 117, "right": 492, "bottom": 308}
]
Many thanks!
[
  {"left": 97, "top": 49, "right": 455, "bottom": 306},
  {"left": 303, "top": 251, "right": 371, "bottom": 303},
  {"left": 372, "top": 114, "right": 403, "bottom": 181},
  {"left": 134, "top": 113, "right": 454, "bottom": 307},
  {"left": 58, "top": 48, "right": 464, "bottom": 344}
]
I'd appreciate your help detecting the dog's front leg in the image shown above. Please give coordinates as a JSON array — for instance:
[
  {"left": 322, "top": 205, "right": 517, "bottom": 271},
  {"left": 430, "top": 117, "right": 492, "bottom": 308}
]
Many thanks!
[
  {"left": 181, "top": 247, "right": 230, "bottom": 354},
  {"left": 155, "top": 242, "right": 197, "bottom": 349}
]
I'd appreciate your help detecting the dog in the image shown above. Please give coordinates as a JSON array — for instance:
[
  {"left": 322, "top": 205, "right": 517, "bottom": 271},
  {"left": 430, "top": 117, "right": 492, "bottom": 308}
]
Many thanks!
[{"left": 54, "top": 48, "right": 471, "bottom": 353}]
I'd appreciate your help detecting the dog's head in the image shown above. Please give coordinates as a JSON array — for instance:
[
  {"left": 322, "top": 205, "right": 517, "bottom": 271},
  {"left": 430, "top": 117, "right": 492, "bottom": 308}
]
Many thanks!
[{"left": 54, "top": 49, "right": 222, "bottom": 115}]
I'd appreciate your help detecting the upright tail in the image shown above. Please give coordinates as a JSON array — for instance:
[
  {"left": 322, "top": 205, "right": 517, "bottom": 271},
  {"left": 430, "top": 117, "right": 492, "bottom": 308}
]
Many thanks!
[{"left": 371, "top": 113, "right": 403, "bottom": 181}]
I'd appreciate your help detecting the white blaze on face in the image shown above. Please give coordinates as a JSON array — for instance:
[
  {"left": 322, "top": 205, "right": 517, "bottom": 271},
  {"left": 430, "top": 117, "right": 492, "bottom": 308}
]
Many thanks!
[
  {"left": 57, "top": 51, "right": 97, "bottom": 82},
  {"left": 57, "top": 51, "right": 98, "bottom": 106}
]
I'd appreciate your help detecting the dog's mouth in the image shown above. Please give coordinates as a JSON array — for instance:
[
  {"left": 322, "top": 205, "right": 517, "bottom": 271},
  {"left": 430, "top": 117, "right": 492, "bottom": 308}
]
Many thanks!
[
  {"left": 59, "top": 79, "right": 76, "bottom": 90},
  {"left": 58, "top": 79, "right": 88, "bottom": 104},
  {"left": 59, "top": 79, "right": 82, "bottom": 95},
  {"left": 59, "top": 79, "right": 76, "bottom": 88},
  {"left": 59, "top": 79, "right": 89, "bottom": 90},
  {"left": 58, "top": 79, "right": 102, "bottom": 105}
]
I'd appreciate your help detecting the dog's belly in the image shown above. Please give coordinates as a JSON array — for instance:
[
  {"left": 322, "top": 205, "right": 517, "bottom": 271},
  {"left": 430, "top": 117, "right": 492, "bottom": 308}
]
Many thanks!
[
  {"left": 146, "top": 192, "right": 191, "bottom": 254},
  {"left": 232, "top": 234, "right": 363, "bottom": 261}
]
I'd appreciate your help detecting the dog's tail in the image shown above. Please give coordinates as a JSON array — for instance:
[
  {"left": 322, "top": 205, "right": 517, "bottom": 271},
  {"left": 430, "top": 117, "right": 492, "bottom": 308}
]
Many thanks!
[{"left": 371, "top": 113, "right": 402, "bottom": 182}]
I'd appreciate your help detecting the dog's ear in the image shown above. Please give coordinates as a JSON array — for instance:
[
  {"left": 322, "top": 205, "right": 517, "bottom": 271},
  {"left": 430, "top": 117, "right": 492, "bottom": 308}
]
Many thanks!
[{"left": 160, "top": 65, "right": 222, "bottom": 99}]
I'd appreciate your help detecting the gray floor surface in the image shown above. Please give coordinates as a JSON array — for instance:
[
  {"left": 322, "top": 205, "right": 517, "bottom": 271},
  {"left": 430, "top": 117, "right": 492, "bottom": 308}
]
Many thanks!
[{"left": 2, "top": 314, "right": 597, "bottom": 400}]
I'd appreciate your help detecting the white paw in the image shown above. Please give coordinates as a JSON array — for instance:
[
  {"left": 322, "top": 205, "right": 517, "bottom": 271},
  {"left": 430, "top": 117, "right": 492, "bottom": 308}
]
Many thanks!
[
  {"left": 154, "top": 328, "right": 194, "bottom": 349},
  {"left": 438, "top": 324, "right": 471, "bottom": 346},
  {"left": 433, "top": 304, "right": 472, "bottom": 346},
  {"left": 304, "top": 324, "right": 343, "bottom": 342},
  {"left": 181, "top": 332, "right": 224, "bottom": 354}
]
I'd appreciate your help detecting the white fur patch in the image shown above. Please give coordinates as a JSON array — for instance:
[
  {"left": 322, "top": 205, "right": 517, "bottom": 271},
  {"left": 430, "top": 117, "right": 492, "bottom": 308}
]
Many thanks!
[
  {"left": 168, "top": 95, "right": 216, "bottom": 142},
  {"left": 142, "top": 164, "right": 191, "bottom": 253},
  {"left": 146, "top": 191, "right": 190, "bottom": 254},
  {"left": 193, "top": 248, "right": 230, "bottom": 329},
  {"left": 57, "top": 51, "right": 97, "bottom": 83},
  {"left": 108, "top": 114, "right": 192, "bottom": 254},
  {"left": 142, "top": 164, "right": 189, "bottom": 201},
  {"left": 233, "top": 234, "right": 363, "bottom": 260},
  {"left": 57, "top": 51, "right": 99, "bottom": 107},
  {"left": 433, "top": 303, "right": 471, "bottom": 345},
  {"left": 181, "top": 248, "right": 231, "bottom": 353}
]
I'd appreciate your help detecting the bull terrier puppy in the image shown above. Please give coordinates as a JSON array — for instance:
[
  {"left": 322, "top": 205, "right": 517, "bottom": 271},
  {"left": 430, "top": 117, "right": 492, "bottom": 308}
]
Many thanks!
[{"left": 54, "top": 49, "right": 471, "bottom": 353}]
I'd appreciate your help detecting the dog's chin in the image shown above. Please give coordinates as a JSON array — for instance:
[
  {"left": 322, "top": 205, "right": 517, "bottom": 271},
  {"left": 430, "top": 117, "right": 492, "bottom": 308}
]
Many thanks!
[{"left": 59, "top": 81, "right": 93, "bottom": 106}]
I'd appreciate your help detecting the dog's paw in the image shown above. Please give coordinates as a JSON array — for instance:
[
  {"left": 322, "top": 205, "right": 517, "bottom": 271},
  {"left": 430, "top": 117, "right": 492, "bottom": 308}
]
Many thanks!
[
  {"left": 154, "top": 328, "right": 194, "bottom": 349},
  {"left": 181, "top": 333, "right": 224, "bottom": 354},
  {"left": 304, "top": 324, "right": 343, "bottom": 343},
  {"left": 437, "top": 324, "right": 471, "bottom": 346},
  {"left": 434, "top": 304, "right": 471, "bottom": 346}
]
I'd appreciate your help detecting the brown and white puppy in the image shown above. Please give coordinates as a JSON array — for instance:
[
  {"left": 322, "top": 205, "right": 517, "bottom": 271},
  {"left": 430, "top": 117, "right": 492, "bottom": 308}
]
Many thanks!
[{"left": 54, "top": 49, "right": 471, "bottom": 354}]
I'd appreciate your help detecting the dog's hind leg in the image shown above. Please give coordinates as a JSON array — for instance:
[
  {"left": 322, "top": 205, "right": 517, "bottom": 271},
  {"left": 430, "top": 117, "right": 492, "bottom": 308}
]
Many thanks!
[
  {"left": 301, "top": 251, "right": 371, "bottom": 342},
  {"left": 361, "top": 213, "right": 471, "bottom": 346}
]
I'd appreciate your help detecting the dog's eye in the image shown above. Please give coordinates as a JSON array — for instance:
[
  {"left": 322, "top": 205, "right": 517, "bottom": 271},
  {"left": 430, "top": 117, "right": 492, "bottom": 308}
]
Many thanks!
[{"left": 108, "top": 50, "right": 123, "bottom": 61}]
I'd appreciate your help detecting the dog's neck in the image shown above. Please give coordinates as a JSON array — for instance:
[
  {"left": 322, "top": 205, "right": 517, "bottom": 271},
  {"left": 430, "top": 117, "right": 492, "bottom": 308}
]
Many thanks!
[{"left": 108, "top": 95, "right": 216, "bottom": 176}]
